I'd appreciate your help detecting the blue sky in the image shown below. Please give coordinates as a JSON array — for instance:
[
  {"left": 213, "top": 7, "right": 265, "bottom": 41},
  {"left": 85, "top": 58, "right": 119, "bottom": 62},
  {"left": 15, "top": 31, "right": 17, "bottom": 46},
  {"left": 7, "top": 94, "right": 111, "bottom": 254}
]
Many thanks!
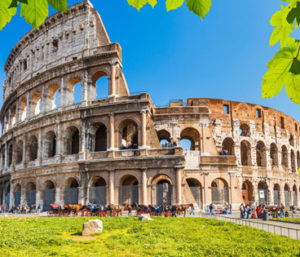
[{"left": 0, "top": 0, "right": 299, "bottom": 121}]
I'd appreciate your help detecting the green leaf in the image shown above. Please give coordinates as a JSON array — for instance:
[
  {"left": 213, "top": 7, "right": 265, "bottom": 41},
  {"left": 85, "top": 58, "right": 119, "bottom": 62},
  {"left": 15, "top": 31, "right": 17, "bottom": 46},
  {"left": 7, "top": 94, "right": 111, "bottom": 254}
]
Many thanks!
[
  {"left": 166, "top": 0, "right": 185, "bottom": 12},
  {"left": 186, "top": 0, "right": 212, "bottom": 19},
  {"left": 48, "top": 0, "right": 68, "bottom": 12},
  {"left": 9, "top": 0, "right": 28, "bottom": 8},
  {"left": 0, "top": 0, "right": 17, "bottom": 30},
  {"left": 270, "top": 6, "right": 294, "bottom": 47},
  {"left": 262, "top": 41, "right": 300, "bottom": 103},
  {"left": 127, "top": 0, "right": 157, "bottom": 11},
  {"left": 285, "top": 71, "right": 300, "bottom": 104},
  {"left": 287, "top": 2, "right": 300, "bottom": 26},
  {"left": 20, "top": 0, "right": 49, "bottom": 29}
]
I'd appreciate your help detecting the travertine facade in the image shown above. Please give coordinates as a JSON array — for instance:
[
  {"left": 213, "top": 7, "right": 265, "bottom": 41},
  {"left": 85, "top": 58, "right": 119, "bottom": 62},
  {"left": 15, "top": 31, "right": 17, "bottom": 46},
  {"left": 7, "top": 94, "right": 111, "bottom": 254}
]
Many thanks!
[{"left": 0, "top": 1, "right": 299, "bottom": 211}]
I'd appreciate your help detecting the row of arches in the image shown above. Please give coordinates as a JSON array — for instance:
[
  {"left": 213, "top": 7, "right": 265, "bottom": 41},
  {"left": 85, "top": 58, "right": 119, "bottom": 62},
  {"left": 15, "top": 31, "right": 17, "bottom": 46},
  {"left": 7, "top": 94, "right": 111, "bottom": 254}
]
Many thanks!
[{"left": 222, "top": 137, "right": 300, "bottom": 171}]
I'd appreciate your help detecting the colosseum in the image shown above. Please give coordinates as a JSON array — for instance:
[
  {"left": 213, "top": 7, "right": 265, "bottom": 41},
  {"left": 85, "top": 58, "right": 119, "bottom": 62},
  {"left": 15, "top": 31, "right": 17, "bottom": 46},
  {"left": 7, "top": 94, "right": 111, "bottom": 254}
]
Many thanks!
[{"left": 0, "top": 0, "right": 299, "bottom": 212}]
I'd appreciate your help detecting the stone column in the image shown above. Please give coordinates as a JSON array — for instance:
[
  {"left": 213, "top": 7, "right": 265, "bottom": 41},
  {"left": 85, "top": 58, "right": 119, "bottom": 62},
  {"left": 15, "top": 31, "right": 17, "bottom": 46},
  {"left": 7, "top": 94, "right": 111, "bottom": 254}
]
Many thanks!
[
  {"left": 26, "top": 92, "right": 30, "bottom": 119},
  {"left": 22, "top": 136, "right": 27, "bottom": 165},
  {"left": 56, "top": 122, "right": 62, "bottom": 155},
  {"left": 40, "top": 85, "right": 46, "bottom": 113},
  {"left": 82, "top": 69, "right": 89, "bottom": 105},
  {"left": 109, "top": 64, "right": 117, "bottom": 98},
  {"left": 141, "top": 169, "right": 147, "bottom": 204},
  {"left": 55, "top": 187, "right": 63, "bottom": 206},
  {"left": 38, "top": 128, "right": 42, "bottom": 163},
  {"left": 108, "top": 113, "right": 115, "bottom": 151},
  {"left": 59, "top": 77, "right": 65, "bottom": 106},
  {"left": 109, "top": 170, "right": 115, "bottom": 204},
  {"left": 9, "top": 185, "right": 13, "bottom": 209},
  {"left": 175, "top": 168, "right": 183, "bottom": 204},
  {"left": 8, "top": 108, "right": 11, "bottom": 130},
  {"left": 140, "top": 109, "right": 147, "bottom": 149}
]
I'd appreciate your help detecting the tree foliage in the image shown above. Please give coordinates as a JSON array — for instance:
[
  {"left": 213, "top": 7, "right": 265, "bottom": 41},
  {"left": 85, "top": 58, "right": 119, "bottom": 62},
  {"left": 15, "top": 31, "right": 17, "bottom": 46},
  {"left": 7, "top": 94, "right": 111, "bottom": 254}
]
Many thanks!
[{"left": 0, "top": 0, "right": 300, "bottom": 105}]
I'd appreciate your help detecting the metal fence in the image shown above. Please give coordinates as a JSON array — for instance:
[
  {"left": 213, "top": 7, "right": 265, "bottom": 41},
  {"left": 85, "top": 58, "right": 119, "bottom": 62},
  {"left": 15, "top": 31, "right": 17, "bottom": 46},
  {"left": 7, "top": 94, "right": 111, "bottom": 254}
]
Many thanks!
[
  {"left": 89, "top": 186, "right": 106, "bottom": 205},
  {"left": 119, "top": 185, "right": 139, "bottom": 205},
  {"left": 5, "top": 193, "right": 10, "bottom": 207},
  {"left": 14, "top": 191, "right": 21, "bottom": 206},
  {"left": 211, "top": 187, "right": 229, "bottom": 205},
  {"left": 64, "top": 188, "right": 79, "bottom": 205},
  {"left": 155, "top": 183, "right": 172, "bottom": 205},
  {"left": 274, "top": 190, "right": 280, "bottom": 205},
  {"left": 284, "top": 190, "right": 290, "bottom": 207},
  {"left": 189, "top": 186, "right": 203, "bottom": 208},
  {"left": 43, "top": 189, "right": 55, "bottom": 211},
  {"left": 27, "top": 190, "right": 36, "bottom": 206}
]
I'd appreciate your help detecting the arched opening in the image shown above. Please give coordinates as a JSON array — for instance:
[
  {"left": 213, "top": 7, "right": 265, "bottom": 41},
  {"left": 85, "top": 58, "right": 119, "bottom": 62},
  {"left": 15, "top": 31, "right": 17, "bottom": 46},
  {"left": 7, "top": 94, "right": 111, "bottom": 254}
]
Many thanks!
[
  {"left": 221, "top": 137, "right": 234, "bottom": 155},
  {"left": 293, "top": 185, "right": 297, "bottom": 207},
  {"left": 256, "top": 141, "right": 266, "bottom": 167},
  {"left": 96, "top": 75, "right": 109, "bottom": 99},
  {"left": 5, "top": 184, "right": 10, "bottom": 207},
  {"left": 48, "top": 84, "right": 59, "bottom": 110},
  {"left": 157, "top": 130, "right": 172, "bottom": 147},
  {"left": 274, "top": 184, "right": 280, "bottom": 206},
  {"left": 11, "top": 105, "right": 16, "bottom": 126},
  {"left": 16, "top": 140, "right": 23, "bottom": 164},
  {"left": 240, "top": 124, "right": 250, "bottom": 137},
  {"left": 28, "top": 135, "right": 38, "bottom": 161},
  {"left": 119, "top": 175, "right": 139, "bottom": 205},
  {"left": 65, "top": 127, "right": 80, "bottom": 155},
  {"left": 242, "top": 180, "right": 254, "bottom": 205},
  {"left": 281, "top": 145, "right": 288, "bottom": 168},
  {"left": 89, "top": 176, "right": 106, "bottom": 205},
  {"left": 291, "top": 150, "right": 296, "bottom": 172},
  {"left": 258, "top": 181, "right": 268, "bottom": 205},
  {"left": 8, "top": 144, "right": 13, "bottom": 167},
  {"left": 14, "top": 184, "right": 21, "bottom": 206},
  {"left": 180, "top": 128, "right": 200, "bottom": 151},
  {"left": 289, "top": 135, "right": 294, "bottom": 146},
  {"left": 284, "top": 184, "right": 290, "bottom": 207},
  {"left": 44, "top": 131, "right": 56, "bottom": 158},
  {"left": 94, "top": 124, "right": 107, "bottom": 152},
  {"left": 19, "top": 97, "right": 27, "bottom": 121},
  {"left": 297, "top": 151, "right": 300, "bottom": 170},
  {"left": 240, "top": 140, "right": 251, "bottom": 166},
  {"left": 31, "top": 91, "right": 41, "bottom": 116},
  {"left": 211, "top": 178, "right": 229, "bottom": 205},
  {"left": 43, "top": 181, "right": 55, "bottom": 211},
  {"left": 26, "top": 182, "right": 36, "bottom": 207},
  {"left": 270, "top": 143, "right": 278, "bottom": 166},
  {"left": 186, "top": 178, "right": 202, "bottom": 208},
  {"left": 119, "top": 120, "right": 138, "bottom": 150},
  {"left": 64, "top": 178, "right": 79, "bottom": 205},
  {"left": 66, "top": 77, "right": 82, "bottom": 105}
]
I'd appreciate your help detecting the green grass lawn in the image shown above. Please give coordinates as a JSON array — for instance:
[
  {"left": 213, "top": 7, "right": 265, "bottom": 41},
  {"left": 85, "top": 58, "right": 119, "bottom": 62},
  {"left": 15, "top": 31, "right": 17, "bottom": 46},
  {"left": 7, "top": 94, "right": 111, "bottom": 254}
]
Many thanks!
[
  {"left": 271, "top": 218, "right": 300, "bottom": 223},
  {"left": 0, "top": 217, "right": 299, "bottom": 257}
]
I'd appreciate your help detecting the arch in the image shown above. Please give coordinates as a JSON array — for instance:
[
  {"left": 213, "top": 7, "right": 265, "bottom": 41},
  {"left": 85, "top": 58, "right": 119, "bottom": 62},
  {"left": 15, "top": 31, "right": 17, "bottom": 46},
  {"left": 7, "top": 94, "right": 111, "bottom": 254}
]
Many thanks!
[
  {"left": 186, "top": 178, "right": 202, "bottom": 208},
  {"left": 89, "top": 176, "right": 107, "bottom": 205},
  {"left": 270, "top": 143, "right": 278, "bottom": 166},
  {"left": 222, "top": 137, "right": 234, "bottom": 155},
  {"left": 119, "top": 175, "right": 139, "bottom": 205},
  {"left": 240, "top": 140, "right": 251, "bottom": 166},
  {"left": 8, "top": 144, "right": 13, "bottom": 167},
  {"left": 256, "top": 141, "right": 266, "bottom": 167},
  {"left": 289, "top": 135, "right": 294, "bottom": 146},
  {"left": 96, "top": 75, "right": 109, "bottom": 100},
  {"left": 157, "top": 129, "right": 171, "bottom": 147},
  {"left": 14, "top": 184, "right": 21, "bottom": 206},
  {"left": 67, "top": 77, "right": 82, "bottom": 105},
  {"left": 11, "top": 105, "right": 16, "bottom": 126},
  {"left": 291, "top": 150, "right": 296, "bottom": 172},
  {"left": 26, "top": 182, "right": 36, "bottom": 206},
  {"left": 180, "top": 127, "right": 200, "bottom": 151},
  {"left": 16, "top": 140, "right": 23, "bottom": 164},
  {"left": 64, "top": 177, "right": 79, "bottom": 205},
  {"left": 44, "top": 131, "right": 56, "bottom": 158},
  {"left": 242, "top": 180, "right": 254, "bottom": 205},
  {"left": 292, "top": 184, "right": 297, "bottom": 207},
  {"left": 48, "top": 84, "right": 59, "bottom": 110},
  {"left": 19, "top": 97, "right": 27, "bottom": 121},
  {"left": 281, "top": 145, "right": 288, "bottom": 168},
  {"left": 65, "top": 126, "right": 80, "bottom": 155},
  {"left": 297, "top": 151, "right": 300, "bottom": 170},
  {"left": 258, "top": 181, "right": 268, "bottom": 205},
  {"left": 5, "top": 184, "right": 10, "bottom": 207},
  {"left": 119, "top": 119, "right": 138, "bottom": 149},
  {"left": 284, "top": 184, "right": 290, "bottom": 207},
  {"left": 94, "top": 124, "right": 107, "bottom": 152},
  {"left": 43, "top": 180, "right": 55, "bottom": 211},
  {"left": 240, "top": 123, "right": 250, "bottom": 137},
  {"left": 273, "top": 184, "right": 281, "bottom": 205},
  {"left": 28, "top": 135, "right": 38, "bottom": 161},
  {"left": 31, "top": 91, "right": 41, "bottom": 115},
  {"left": 151, "top": 174, "right": 173, "bottom": 185},
  {"left": 151, "top": 174, "right": 173, "bottom": 205},
  {"left": 211, "top": 178, "right": 229, "bottom": 205}
]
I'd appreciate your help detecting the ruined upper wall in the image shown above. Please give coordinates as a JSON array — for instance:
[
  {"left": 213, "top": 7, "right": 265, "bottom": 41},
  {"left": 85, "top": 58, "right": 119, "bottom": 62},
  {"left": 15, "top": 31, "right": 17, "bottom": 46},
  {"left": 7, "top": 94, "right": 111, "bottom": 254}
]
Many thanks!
[{"left": 3, "top": 0, "right": 110, "bottom": 101}]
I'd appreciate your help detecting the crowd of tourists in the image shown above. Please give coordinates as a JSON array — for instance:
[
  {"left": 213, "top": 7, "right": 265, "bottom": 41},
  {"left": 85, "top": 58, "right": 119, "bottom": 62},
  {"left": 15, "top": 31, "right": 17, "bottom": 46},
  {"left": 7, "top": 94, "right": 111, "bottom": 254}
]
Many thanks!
[
  {"left": 0, "top": 204, "right": 41, "bottom": 214},
  {"left": 208, "top": 202, "right": 232, "bottom": 215}
]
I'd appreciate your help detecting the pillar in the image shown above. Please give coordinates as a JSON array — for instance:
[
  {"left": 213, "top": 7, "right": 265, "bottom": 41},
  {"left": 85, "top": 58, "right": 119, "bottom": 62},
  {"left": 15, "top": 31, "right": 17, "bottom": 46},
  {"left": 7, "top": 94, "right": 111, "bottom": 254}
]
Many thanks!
[
  {"left": 109, "top": 170, "right": 115, "bottom": 204},
  {"left": 108, "top": 113, "right": 115, "bottom": 151},
  {"left": 38, "top": 128, "right": 42, "bottom": 163},
  {"left": 26, "top": 92, "right": 30, "bottom": 119},
  {"left": 140, "top": 109, "right": 147, "bottom": 149},
  {"left": 175, "top": 168, "right": 183, "bottom": 204},
  {"left": 55, "top": 187, "right": 63, "bottom": 206},
  {"left": 141, "top": 169, "right": 147, "bottom": 204},
  {"left": 109, "top": 64, "right": 117, "bottom": 98}
]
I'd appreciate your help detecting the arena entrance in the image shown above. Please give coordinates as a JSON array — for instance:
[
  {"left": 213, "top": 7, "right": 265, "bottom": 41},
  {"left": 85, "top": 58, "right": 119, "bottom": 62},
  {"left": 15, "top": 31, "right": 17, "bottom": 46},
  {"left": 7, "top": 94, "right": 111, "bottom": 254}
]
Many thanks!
[
  {"left": 26, "top": 182, "right": 36, "bottom": 207},
  {"left": 5, "top": 185, "right": 10, "bottom": 207},
  {"left": 64, "top": 178, "right": 79, "bottom": 205},
  {"left": 14, "top": 184, "right": 21, "bottom": 206},
  {"left": 242, "top": 181, "right": 254, "bottom": 205},
  {"left": 274, "top": 184, "right": 280, "bottom": 206},
  {"left": 284, "top": 184, "right": 290, "bottom": 207},
  {"left": 211, "top": 178, "right": 229, "bottom": 205},
  {"left": 119, "top": 175, "right": 139, "bottom": 205},
  {"left": 186, "top": 178, "right": 202, "bottom": 208},
  {"left": 293, "top": 185, "right": 297, "bottom": 207},
  {"left": 89, "top": 176, "right": 107, "bottom": 206},
  {"left": 43, "top": 181, "right": 55, "bottom": 211},
  {"left": 258, "top": 181, "right": 268, "bottom": 205}
]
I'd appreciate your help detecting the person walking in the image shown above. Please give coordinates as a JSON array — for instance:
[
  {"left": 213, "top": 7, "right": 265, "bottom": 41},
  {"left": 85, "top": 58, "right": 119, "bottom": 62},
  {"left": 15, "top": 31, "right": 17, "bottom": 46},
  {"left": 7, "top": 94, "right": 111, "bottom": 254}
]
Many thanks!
[{"left": 240, "top": 203, "right": 245, "bottom": 219}]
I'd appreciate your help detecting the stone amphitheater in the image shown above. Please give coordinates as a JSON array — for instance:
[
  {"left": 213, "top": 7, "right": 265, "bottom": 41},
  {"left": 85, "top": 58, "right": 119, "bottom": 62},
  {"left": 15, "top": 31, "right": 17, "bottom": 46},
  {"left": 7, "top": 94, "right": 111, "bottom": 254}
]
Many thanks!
[{"left": 0, "top": 0, "right": 299, "bottom": 211}]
